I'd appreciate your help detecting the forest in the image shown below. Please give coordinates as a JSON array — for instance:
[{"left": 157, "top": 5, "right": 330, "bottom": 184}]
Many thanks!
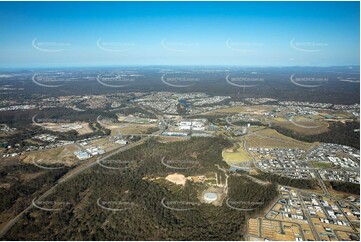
[
  {"left": 3, "top": 137, "right": 279, "bottom": 240},
  {"left": 252, "top": 172, "right": 318, "bottom": 190},
  {"left": 0, "top": 162, "right": 69, "bottom": 227},
  {"left": 330, "top": 181, "right": 360, "bottom": 195}
]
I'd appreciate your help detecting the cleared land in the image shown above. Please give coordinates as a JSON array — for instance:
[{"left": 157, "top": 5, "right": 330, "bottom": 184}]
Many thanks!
[
  {"left": 209, "top": 105, "right": 275, "bottom": 114},
  {"left": 21, "top": 144, "right": 79, "bottom": 166},
  {"left": 165, "top": 173, "right": 187, "bottom": 186},
  {"left": 116, "top": 123, "right": 157, "bottom": 135},
  {"left": 97, "top": 117, "right": 158, "bottom": 135},
  {"left": 222, "top": 144, "right": 252, "bottom": 164},
  {"left": 245, "top": 128, "right": 313, "bottom": 149},
  {"left": 34, "top": 122, "right": 93, "bottom": 135},
  {"left": 82, "top": 136, "right": 126, "bottom": 153},
  {"left": 272, "top": 116, "right": 329, "bottom": 135}
]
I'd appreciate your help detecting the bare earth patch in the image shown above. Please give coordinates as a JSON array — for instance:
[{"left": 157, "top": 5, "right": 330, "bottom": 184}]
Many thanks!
[
  {"left": 165, "top": 173, "right": 186, "bottom": 186},
  {"left": 34, "top": 122, "right": 93, "bottom": 135}
]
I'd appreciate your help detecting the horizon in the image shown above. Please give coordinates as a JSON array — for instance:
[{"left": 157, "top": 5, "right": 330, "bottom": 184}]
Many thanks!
[
  {"left": 0, "top": 1, "right": 359, "bottom": 67},
  {"left": 1, "top": 64, "right": 360, "bottom": 71}
]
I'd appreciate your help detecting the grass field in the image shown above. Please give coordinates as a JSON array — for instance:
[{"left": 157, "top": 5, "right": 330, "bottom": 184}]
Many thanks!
[
  {"left": 272, "top": 116, "right": 329, "bottom": 135},
  {"left": 97, "top": 117, "right": 157, "bottom": 135},
  {"left": 208, "top": 105, "right": 275, "bottom": 114},
  {"left": 311, "top": 161, "right": 334, "bottom": 169},
  {"left": 117, "top": 123, "right": 157, "bottom": 135},
  {"left": 245, "top": 128, "right": 313, "bottom": 149},
  {"left": 85, "top": 136, "right": 124, "bottom": 153},
  {"left": 222, "top": 144, "right": 252, "bottom": 163},
  {"left": 270, "top": 107, "right": 356, "bottom": 136},
  {"left": 21, "top": 144, "right": 79, "bottom": 166}
]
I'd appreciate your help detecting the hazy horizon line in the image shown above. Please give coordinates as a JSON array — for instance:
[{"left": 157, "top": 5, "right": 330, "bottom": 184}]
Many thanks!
[{"left": 0, "top": 64, "right": 359, "bottom": 71}]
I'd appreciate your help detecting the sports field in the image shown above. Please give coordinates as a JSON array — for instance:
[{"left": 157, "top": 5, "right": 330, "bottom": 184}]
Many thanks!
[{"left": 222, "top": 144, "right": 252, "bottom": 163}]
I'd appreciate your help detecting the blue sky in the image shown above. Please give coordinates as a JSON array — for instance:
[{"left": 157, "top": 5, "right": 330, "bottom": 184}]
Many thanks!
[{"left": 0, "top": 1, "right": 359, "bottom": 67}]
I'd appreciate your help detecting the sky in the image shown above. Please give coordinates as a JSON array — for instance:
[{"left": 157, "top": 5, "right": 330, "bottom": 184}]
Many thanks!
[{"left": 0, "top": 1, "right": 359, "bottom": 68}]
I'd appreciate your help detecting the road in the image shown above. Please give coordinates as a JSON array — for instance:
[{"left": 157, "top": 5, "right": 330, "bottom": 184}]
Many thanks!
[
  {"left": 215, "top": 164, "right": 229, "bottom": 193},
  {"left": 334, "top": 200, "right": 358, "bottom": 232},
  {"left": 260, "top": 190, "right": 306, "bottom": 240},
  {"left": 0, "top": 126, "right": 163, "bottom": 239},
  {"left": 298, "top": 190, "right": 321, "bottom": 241},
  {"left": 313, "top": 169, "right": 331, "bottom": 197}
]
